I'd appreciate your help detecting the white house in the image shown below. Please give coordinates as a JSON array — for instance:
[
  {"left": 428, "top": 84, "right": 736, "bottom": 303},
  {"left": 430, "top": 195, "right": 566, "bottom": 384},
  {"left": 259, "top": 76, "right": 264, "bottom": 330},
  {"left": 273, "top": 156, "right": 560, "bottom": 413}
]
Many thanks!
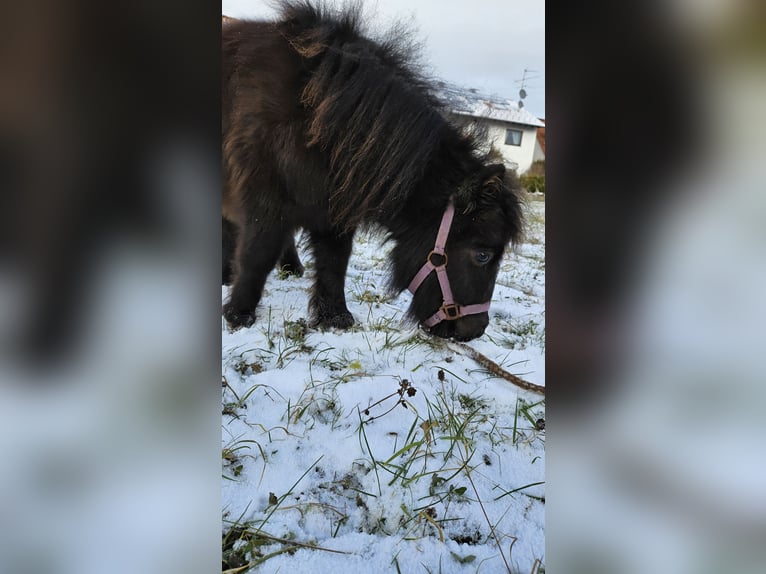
[{"left": 435, "top": 83, "right": 544, "bottom": 174}]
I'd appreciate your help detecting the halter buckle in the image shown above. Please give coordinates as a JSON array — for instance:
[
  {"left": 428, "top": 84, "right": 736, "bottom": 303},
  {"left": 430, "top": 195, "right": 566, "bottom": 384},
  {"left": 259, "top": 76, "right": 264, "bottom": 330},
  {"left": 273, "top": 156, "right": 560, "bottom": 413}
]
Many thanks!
[{"left": 441, "top": 303, "right": 460, "bottom": 320}]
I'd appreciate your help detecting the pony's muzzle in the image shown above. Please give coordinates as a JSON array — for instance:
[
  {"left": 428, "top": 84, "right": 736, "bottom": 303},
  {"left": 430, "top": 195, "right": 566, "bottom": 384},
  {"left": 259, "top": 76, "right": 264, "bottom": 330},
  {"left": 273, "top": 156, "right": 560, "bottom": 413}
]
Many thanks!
[{"left": 428, "top": 312, "right": 489, "bottom": 342}]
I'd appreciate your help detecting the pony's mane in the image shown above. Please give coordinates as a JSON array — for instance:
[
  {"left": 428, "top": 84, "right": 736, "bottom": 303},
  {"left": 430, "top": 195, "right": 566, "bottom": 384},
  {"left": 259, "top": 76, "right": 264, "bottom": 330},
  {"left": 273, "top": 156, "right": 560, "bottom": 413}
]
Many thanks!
[{"left": 276, "top": 1, "right": 463, "bottom": 229}]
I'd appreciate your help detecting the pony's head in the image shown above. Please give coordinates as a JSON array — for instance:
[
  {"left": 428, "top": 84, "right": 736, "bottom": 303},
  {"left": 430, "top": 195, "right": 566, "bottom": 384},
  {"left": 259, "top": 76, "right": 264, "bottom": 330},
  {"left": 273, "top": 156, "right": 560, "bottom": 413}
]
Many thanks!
[{"left": 392, "top": 163, "right": 523, "bottom": 341}]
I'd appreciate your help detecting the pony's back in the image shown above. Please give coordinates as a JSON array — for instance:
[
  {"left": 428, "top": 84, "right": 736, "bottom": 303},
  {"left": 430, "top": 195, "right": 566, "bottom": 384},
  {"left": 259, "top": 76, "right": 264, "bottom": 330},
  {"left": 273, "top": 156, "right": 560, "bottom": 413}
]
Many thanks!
[
  {"left": 223, "top": 2, "right": 459, "bottom": 230},
  {"left": 222, "top": 19, "right": 300, "bottom": 137}
]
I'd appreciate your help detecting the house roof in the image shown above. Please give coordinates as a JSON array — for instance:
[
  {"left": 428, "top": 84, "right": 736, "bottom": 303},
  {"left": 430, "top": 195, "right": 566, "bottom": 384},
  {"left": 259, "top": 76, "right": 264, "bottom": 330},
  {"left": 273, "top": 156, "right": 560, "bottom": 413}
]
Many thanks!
[{"left": 434, "top": 82, "right": 544, "bottom": 128}]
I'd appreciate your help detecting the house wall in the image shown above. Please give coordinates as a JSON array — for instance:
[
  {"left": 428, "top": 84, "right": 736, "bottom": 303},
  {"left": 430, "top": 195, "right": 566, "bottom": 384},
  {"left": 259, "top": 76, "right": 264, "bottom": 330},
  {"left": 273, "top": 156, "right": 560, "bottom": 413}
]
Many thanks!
[{"left": 484, "top": 120, "right": 539, "bottom": 174}]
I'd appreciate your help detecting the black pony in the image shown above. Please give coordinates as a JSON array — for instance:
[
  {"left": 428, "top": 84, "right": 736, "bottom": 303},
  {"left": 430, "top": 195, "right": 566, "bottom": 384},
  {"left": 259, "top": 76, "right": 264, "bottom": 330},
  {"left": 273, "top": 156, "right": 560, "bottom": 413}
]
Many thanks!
[{"left": 222, "top": 1, "right": 522, "bottom": 341}]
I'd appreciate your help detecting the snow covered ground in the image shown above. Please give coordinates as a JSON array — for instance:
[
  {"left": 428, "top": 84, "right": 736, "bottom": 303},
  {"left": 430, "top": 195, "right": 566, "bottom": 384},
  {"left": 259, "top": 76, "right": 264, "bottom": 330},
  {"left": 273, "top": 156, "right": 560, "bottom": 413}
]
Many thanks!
[{"left": 222, "top": 196, "right": 545, "bottom": 573}]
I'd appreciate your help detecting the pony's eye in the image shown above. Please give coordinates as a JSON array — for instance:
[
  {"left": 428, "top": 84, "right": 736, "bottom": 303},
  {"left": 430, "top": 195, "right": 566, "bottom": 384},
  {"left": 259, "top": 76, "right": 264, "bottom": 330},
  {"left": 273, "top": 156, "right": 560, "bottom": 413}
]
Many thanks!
[{"left": 474, "top": 251, "right": 492, "bottom": 265}]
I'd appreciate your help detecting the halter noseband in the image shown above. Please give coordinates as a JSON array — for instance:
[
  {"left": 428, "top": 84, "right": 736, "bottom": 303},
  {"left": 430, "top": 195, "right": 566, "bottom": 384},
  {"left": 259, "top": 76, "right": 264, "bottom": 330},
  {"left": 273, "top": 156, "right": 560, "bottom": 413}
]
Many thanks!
[{"left": 407, "top": 196, "right": 492, "bottom": 327}]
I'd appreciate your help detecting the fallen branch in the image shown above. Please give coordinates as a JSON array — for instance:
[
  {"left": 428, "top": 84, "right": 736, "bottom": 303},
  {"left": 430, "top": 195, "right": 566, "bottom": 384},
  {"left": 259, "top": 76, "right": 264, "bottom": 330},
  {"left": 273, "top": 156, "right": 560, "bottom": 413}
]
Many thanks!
[{"left": 446, "top": 340, "right": 545, "bottom": 396}]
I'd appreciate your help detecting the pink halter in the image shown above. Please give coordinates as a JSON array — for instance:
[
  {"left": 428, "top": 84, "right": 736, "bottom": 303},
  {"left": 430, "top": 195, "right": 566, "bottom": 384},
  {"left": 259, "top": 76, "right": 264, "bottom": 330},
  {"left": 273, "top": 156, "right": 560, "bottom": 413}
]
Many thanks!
[{"left": 407, "top": 196, "right": 492, "bottom": 327}]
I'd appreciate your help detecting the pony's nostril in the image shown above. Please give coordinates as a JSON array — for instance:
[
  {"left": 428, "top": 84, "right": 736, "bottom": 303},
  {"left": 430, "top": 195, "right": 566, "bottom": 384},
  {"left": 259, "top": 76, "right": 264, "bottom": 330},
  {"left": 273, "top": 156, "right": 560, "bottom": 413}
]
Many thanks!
[
  {"left": 428, "top": 321, "right": 455, "bottom": 340},
  {"left": 453, "top": 315, "right": 489, "bottom": 342}
]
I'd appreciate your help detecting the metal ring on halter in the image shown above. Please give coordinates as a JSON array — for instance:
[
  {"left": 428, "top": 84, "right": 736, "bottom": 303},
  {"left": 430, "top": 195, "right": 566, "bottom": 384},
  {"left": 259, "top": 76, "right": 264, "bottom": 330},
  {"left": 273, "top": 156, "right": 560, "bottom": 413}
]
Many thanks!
[{"left": 426, "top": 250, "right": 448, "bottom": 268}]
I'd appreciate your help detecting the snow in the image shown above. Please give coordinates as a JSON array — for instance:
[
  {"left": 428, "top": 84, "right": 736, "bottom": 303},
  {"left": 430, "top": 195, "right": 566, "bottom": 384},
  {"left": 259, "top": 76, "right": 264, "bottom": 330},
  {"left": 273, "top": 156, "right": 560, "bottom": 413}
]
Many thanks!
[{"left": 222, "top": 198, "right": 545, "bottom": 573}]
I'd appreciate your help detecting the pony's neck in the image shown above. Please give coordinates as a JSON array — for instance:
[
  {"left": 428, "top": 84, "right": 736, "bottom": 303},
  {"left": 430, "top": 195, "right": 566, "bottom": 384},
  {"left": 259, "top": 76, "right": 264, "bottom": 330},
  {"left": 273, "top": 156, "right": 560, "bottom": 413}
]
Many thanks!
[
  {"left": 383, "top": 170, "right": 463, "bottom": 245},
  {"left": 385, "top": 131, "right": 479, "bottom": 232}
]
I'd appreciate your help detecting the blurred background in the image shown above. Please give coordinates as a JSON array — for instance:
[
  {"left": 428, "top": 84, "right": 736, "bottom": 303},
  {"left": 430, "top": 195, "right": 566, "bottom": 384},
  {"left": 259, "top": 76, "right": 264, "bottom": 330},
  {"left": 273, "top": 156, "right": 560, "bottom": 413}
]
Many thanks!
[
  {"left": 0, "top": 1, "right": 220, "bottom": 573},
  {"left": 547, "top": 0, "right": 766, "bottom": 572}
]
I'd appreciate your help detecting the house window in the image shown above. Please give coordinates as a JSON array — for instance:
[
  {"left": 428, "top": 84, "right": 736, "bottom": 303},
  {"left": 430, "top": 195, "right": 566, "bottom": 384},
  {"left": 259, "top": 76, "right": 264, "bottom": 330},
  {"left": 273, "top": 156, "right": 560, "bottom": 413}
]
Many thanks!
[{"left": 504, "top": 129, "right": 522, "bottom": 146}]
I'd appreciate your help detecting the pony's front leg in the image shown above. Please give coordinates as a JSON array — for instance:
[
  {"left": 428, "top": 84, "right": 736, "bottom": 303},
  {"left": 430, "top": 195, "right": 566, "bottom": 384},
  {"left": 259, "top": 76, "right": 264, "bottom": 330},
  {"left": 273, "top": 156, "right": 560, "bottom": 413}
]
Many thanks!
[
  {"left": 222, "top": 216, "right": 237, "bottom": 285},
  {"left": 308, "top": 228, "right": 355, "bottom": 329},
  {"left": 223, "top": 223, "right": 284, "bottom": 329}
]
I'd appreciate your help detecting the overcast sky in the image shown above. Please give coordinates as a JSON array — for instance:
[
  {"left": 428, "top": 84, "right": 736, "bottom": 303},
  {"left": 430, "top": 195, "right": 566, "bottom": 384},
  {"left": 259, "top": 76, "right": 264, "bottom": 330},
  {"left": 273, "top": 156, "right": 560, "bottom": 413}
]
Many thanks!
[{"left": 222, "top": 0, "right": 545, "bottom": 118}]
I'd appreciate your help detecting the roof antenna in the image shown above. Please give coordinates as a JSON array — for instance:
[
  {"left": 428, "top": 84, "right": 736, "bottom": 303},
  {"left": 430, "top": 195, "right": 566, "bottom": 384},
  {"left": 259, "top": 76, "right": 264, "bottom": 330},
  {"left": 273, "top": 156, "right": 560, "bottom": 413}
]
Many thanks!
[{"left": 514, "top": 68, "right": 539, "bottom": 109}]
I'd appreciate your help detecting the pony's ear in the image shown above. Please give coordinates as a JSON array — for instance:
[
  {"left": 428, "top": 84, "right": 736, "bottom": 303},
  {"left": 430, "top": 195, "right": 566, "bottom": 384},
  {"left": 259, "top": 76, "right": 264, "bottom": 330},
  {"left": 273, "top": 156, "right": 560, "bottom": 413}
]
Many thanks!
[
  {"left": 479, "top": 163, "right": 506, "bottom": 191},
  {"left": 458, "top": 163, "right": 507, "bottom": 214}
]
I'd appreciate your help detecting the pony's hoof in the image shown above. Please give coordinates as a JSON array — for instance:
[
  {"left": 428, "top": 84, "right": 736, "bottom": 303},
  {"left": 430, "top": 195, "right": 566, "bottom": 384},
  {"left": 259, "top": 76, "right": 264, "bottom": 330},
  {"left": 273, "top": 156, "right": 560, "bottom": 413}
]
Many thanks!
[
  {"left": 311, "top": 311, "right": 355, "bottom": 330},
  {"left": 223, "top": 304, "right": 255, "bottom": 330}
]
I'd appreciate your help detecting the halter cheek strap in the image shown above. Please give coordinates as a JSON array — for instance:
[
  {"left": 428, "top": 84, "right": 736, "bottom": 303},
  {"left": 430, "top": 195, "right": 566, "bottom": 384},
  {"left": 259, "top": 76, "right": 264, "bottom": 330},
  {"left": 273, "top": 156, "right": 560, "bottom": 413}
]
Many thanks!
[{"left": 407, "top": 197, "right": 492, "bottom": 327}]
